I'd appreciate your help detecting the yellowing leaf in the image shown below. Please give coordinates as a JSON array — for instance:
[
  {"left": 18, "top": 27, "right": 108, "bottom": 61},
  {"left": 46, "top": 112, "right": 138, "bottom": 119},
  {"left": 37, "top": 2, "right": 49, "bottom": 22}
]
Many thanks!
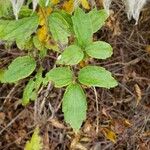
[
  {"left": 134, "top": 84, "right": 142, "bottom": 106},
  {"left": 80, "top": 0, "right": 90, "bottom": 9},
  {"left": 145, "top": 45, "right": 150, "bottom": 54},
  {"left": 36, "top": 6, "right": 58, "bottom": 51},
  {"left": 25, "top": 127, "right": 42, "bottom": 150},
  {"left": 38, "top": 7, "right": 52, "bottom": 26},
  {"left": 79, "top": 60, "right": 89, "bottom": 68},
  {"left": 37, "top": 7, "right": 52, "bottom": 44},
  {"left": 37, "top": 25, "right": 49, "bottom": 44},
  {"left": 51, "top": 0, "right": 60, "bottom": 5},
  {"left": 102, "top": 128, "right": 117, "bottom": 143},
  {"left": 63, "top": 0, "right": 74, "bottom": 14},
  {"left": 124, "top": 119, "right": 132, "bottom": 127},
  {"left": 63, "top": 0, "right": 90, "bottom": 13}
]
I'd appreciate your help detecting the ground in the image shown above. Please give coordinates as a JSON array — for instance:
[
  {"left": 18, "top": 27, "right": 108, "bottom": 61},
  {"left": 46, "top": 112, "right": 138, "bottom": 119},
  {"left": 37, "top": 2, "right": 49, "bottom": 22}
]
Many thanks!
[{"left": 0, "top": 1, "right": 150, "bottom": 150}]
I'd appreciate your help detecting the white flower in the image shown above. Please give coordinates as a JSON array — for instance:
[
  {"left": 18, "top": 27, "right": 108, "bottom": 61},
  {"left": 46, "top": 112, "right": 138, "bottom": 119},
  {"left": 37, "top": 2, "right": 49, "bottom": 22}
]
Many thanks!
[
  {"left": 32, "top": 0, "right": 39, "bottom": 11},
  {"left": 57, "top": 55, "right": 62, "bottom": 61},
  {"left": 103, "top": 0, "right": 148, "bottom": 24},
  {"left": 10, "top": 0, "right": 25, "bottom": 20}
]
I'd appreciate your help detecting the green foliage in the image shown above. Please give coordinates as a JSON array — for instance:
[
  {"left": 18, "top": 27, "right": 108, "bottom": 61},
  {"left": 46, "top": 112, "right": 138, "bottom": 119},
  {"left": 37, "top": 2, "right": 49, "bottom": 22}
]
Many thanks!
[
  {"left": 62, "top": 83, "right": 87, "bottom": 131},
  {"left": 58, "top": 10, "right": 73, "bottom": 32},
  {"left": 19, "top": 6, "right": 33, "bottom": 18},
  {"left": 57, "top": 45, "right": 84, "bottom": 65},
  {"left": 0, "top": 69, "right": 5, "bottom": 82},
  {"left": 0, "top": 0, "right": 12, "bottom": 18},
  {"left": 22, "top": 79, "right": 35, "bottom": 106},
  {"left": 16, "top": 37, "right": 34, "bottom": 50},
  {"left": 0, "top": 15, "right": 39, "bottom": 42},
  {"left": 45, "top": 67, "right": 73, "bottom": 88},
  {"left": 48, "top": 12, "right": 71, "bottom": 44},
  {"left": 1, "top": 56, "right": 36, "bottom": 83},
  {"left": 0, "top": 4, "right": 118, "bottom": 133},
  {"left": 88, "top": 8, "right": 108, "bottom": 33},
  {"left": 25, "top": 127, "right": 43, "bottom": 150},
  {"left": 78, "top": 66, "right": 118, "bottom": 88},
  {"left": 39, "top": 0, "right": 47, "bottom": 7},
  {"left": 85, "top": 41, "right": 113, "bottom": 59},
  {"left": 22, "top": 69, "right": 43, "bottom": 106},
  {"left": 33, "top": 36, "right": 46, "bottom": 51},
  {"left": 72, "top": 7, "right": 93, "bottom": 47}
]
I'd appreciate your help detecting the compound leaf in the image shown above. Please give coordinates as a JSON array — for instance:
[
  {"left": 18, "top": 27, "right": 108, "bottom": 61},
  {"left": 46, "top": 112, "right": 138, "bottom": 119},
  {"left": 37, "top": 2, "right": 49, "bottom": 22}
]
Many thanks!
[
  {"left": 45, "top": 67, "right": 73, "bottom": 88},
  {"left": 57, "top": 45, "right": 84, "bottom": 65},
  {"left": 80, "top": 0, "right": 90, "bottom": 9},
  {"left": 2, "top": 56, "right": 36, "bottom": 83},
  {"left": 85, "top": 41, "right": 112, "bottom": 59},
  {"left": 78, "top": 66, "right": 118, "bottom": 88},
  {"left": 62, "top": 83, "right": 87, "bottom": 131}
]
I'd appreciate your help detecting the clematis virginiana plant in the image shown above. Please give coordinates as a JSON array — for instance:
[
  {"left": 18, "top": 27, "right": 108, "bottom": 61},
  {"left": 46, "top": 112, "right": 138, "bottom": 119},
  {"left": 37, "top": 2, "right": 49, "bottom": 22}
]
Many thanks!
[{"left": 103, "top": 0, "right": 148, "bottom": 24}]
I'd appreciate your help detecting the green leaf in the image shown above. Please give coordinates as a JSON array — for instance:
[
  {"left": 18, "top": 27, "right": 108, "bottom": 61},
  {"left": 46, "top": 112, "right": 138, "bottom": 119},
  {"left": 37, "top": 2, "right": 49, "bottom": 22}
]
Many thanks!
[
  {"left": 22, "top": 79, "right": 35, "bottom": 106},
  {"left": 0, "top": 69, "right": 5, "bottom": 82},
  {"left": 45, "top": 67, "right": 73, "bottom": 88},
  {"left": 16, "top": 36, "right": 33, "bottom": 50},
  {"left": 57, "top": 45, "right": 84, "bottom": 65},
  {"left": 34, "top": 69, "right": 43, "bottom": 89},
  {"left": 19, "top": 6, "right": 33, "bottom": 18},
  {"left": 62, "top": 83, "right": 87, "bottom": 131},
  {"left": 85, "top": 41, "right": 113, "bottom": 59},
  {"left": 33, "top": 35, "right": 51, "bottom": 57},
  {"left": 22, "top": 69, "right": 43, "bottom": 106},
  {"left": 72, "top": 7, "right": 93, "bottom": 47},
  {"left": 39, "top": 0, "right": 47, "bottom": 7},
  {"left": 0, "top": 15, "right": 39, "bottom": 42},
  {"left": 48, "top": 12, "right": 71, "bottom": 44},
  {"left": 78, "top": 66, "right": 118, "bottom": 88},
  {"left": 33, "top": 35, "right": 46, "bottom": 51},
  {"left": 0, "top": 0, "right": 12, "bottom": 18},
  {"left": 58, "top": 10, "right": 73, "bottom": 32},
  {"left": 25, "top": 127, "right": 42, "bottom": 150},
  {"left": 2, "top": 56, "right": 36, "bottom": 83},
  {"left": 88, "top": 9, "right": 108, "bottom": 33}
]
